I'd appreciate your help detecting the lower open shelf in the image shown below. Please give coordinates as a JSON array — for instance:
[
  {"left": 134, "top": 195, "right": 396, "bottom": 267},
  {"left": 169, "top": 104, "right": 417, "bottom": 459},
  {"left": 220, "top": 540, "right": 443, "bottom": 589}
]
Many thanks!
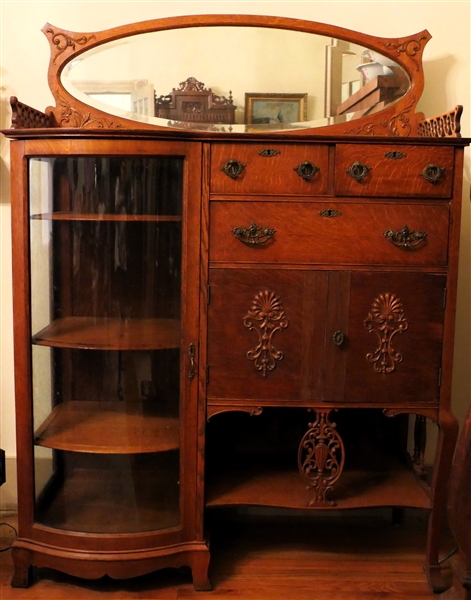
[
  {"left": 206, "top": 455, "right": 431, "bottom": 511},
  {"left": 35, "top": 452, "right": 180, "bottom": 534}
]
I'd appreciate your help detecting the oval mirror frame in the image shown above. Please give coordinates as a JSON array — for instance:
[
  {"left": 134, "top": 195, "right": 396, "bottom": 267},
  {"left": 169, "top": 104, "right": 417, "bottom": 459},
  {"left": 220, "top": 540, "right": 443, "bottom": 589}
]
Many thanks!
[{"left": 42, "top": 14, "right": 432, "bottom": 137}]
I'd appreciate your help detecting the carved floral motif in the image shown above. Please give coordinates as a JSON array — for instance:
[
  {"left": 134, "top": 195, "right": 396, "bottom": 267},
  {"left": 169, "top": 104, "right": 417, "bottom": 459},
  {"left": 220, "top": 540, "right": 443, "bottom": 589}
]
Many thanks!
[
  {"left": 385, "top": 36, "right": 428, "bottom": 71},
  {"left": 58, "top": 96, "right": 123, "bottom": 129},
  {"left": 45, "top": 29, "right": 96, "bottom": 64},
  {"left": 298, "top": 410, "right": 345, "bottom": 506},
  {"left": 243, "top": 290, "right": 289, "bottom": 377},
  {"left": 364, "top": 293, "right": 409, "bottom": 373},
  {"left": 345, "top": 103, "right": 414, "bottom": 137}
]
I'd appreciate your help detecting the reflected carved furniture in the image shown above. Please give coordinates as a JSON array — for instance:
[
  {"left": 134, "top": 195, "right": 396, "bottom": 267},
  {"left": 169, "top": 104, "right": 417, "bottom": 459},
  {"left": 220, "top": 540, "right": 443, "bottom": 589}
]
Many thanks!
[
  {"left": 2, "top": 13, "right": 469, "bottom": 596},
  {"left": 154, "top": 77, "right": 235, "bottom": 124}
]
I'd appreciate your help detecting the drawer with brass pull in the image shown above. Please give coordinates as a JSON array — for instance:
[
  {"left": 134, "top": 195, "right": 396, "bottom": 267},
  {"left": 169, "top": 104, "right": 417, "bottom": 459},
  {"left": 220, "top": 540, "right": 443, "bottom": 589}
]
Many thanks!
[
  {"left": 209, "top": 201, "right": 449, "bottom": 266},
  {"left": 334, "top": 144, "right": 454, "bottom": 198},
  {"left": 210, "top": 143, "right": 329, "bottom": 195}
]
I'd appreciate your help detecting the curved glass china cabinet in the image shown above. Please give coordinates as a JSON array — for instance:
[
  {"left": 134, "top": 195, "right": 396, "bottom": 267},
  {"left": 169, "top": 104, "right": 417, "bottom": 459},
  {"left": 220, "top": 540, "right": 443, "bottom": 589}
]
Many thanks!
[{"left": 2, "top": 13, "right": 468, "bottom": 594}]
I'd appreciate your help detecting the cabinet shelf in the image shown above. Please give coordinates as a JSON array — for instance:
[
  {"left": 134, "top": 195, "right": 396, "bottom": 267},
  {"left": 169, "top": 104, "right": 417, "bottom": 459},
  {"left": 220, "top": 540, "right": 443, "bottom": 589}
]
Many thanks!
[
  {"left": 36, "top": 454, "right": 180, "bottom": 533},
  {"left": 206, "top": 456, "right": 431, "bottom": 511},
  {"left": 32, "top": 317, "right": 181, "bottom": 350},
  {"left": 31, "top": 212, "right": 182, "bottom": 222},
  {"left": 34, "top": 401, "right": 180, "bottom": 454}
]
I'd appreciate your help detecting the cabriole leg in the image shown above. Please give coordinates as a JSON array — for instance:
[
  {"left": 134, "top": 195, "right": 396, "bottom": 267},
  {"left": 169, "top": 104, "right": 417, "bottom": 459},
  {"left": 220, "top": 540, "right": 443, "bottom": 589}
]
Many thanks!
[
  {"left": 425, "top": 409, "right": 459, "bottom": 593},
  {"left": 10, "top": 547, "right": 32, "bottom": 588}
]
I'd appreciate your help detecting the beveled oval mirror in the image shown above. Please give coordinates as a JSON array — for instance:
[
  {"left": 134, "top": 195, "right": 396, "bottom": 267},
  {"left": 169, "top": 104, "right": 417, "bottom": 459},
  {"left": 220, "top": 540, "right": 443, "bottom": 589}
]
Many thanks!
[{"left": 42, "top": 15, "right": 431, "bottom": 136}]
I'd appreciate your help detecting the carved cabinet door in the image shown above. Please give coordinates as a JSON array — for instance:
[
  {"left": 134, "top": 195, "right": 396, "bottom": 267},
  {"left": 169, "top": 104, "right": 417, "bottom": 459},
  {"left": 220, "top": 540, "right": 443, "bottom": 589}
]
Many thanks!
[
  {"left": 207, "top": 269, "right": 328, "bottom": 403},
  {"left": 338, "top": 272, "right": 446, "bottom": 405}
]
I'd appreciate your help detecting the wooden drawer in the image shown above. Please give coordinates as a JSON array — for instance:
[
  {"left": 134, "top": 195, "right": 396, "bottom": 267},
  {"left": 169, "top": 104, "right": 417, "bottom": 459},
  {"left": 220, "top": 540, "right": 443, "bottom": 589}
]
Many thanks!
[
  {"left": 209, "top": 201, "right": 449, "bottom": 266},
  {"left": 210, "top": 143, "right": 329, "bottom": 195},
  {"left": 334, "top": 144, "right": 454, "bottom": 198}
]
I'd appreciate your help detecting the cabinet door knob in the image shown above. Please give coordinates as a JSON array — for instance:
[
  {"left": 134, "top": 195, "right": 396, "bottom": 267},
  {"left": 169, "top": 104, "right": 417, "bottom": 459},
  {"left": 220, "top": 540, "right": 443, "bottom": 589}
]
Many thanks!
[
  {"left": 232, "top": 222, "right": 276, "bottom": 246},
  {"left": 221, "top": 159, "right": 245, "bottom": 179},
  {"left": 346, "top": 161, "right": 371, "bottom": 182},
  {"left": 384, "top": 225, "right": 427, "bottom": 248},
  {"left": 333, "top": 331, "right": 345, "bottom": 346},
  {"left": 188, "top": 343, "right": 196, "bottom": 380},
  {"left": 294, "top": 161, "right": 319, "bottom": 181},
  {"left": 421, "top": 163, "right": 445, "bottom": 184}
]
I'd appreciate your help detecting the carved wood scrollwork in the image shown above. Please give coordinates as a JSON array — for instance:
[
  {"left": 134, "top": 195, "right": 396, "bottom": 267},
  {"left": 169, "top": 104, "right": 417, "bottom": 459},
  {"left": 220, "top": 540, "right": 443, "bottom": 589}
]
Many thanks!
[
  {"left": 57, "top": 96, "right": 123, "bottom": 129},
  {"left": 364, "top": 293, "right": 409, "bottom": 373},
  {"left": 45, "top": 29, "right": 96, "bottom": 64},
  {"left": 385, "top": 36, "right": 428, "bottom": 71},
  {"left": 298, "top": 409, "right": 345, "bottom": 506},
  {"left": 243, "top": 290, "right": 289, "bottom": 377}
]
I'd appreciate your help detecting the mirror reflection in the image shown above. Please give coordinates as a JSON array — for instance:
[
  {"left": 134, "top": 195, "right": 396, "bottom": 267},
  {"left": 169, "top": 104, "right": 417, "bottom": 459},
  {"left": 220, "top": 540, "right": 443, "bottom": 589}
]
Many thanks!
[{"left": 62, "top": 26, "right": 410, "bottom": 132}]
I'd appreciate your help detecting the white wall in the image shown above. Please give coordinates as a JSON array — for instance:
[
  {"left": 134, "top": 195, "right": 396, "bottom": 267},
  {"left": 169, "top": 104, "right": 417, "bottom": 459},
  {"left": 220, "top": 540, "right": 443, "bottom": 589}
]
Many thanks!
[{"left": 1, "top": 1, "right": 470, "bottom": 508}]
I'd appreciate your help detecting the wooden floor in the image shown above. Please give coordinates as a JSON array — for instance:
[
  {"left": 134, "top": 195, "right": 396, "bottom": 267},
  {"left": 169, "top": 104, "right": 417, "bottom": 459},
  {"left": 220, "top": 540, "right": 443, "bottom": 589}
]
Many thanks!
[{"left": 0, "top": 510, "right": 458, "bottom": 600}]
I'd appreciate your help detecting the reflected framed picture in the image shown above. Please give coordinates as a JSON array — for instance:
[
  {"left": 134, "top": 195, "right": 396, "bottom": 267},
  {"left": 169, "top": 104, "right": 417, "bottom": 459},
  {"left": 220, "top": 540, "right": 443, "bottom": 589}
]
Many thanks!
[{"left": 245, "top": 93, "right": 307, "bottom": 125}]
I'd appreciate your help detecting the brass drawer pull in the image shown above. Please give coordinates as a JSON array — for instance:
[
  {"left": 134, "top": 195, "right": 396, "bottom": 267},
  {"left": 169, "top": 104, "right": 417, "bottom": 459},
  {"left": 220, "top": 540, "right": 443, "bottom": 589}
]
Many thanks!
[
  {"left": 232, "top": 222, "right": 276, "bottom": 246},
  {"left": 333, "top": 331, "right": 345, "bottom": 346},
  {"left": 421, "top": 163, "right": 445, "bottom": 184},
  {"left": 221, "top": 159, "right": 246, "bottom": 179},
  {"left": 294, "top": 161, "right": 319, "bottom": 181},
  {"left": 346, "top": 161, "right": 371, "bottom": 182},
  {"left": 384, "top": 225, "right": 427, "bottom": 248}
]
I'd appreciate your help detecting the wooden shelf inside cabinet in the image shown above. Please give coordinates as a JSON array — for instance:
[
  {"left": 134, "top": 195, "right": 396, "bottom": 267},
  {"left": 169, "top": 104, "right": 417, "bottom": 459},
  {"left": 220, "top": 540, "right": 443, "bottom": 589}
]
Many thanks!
[
  {"left": 31, "top": 213, "right": 182, "bottom": 222},
  {"left": 34, "top": 401, "right": 180, "bottom": 454},
  {"left": 32, "top": 317, "right": 181, "bottom": 350},
  {"left": 206, "top": 457, "right": 431, "bottom": 511},
  {"left": 36, "top": 456, "right": 180, "bottom": 533}
]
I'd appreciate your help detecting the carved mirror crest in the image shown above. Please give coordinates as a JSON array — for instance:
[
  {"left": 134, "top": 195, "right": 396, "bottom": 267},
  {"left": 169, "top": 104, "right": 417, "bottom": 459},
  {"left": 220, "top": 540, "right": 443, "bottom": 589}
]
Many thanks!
[{"left": 26, "top": 15, "right": 436, "bottom": 135}]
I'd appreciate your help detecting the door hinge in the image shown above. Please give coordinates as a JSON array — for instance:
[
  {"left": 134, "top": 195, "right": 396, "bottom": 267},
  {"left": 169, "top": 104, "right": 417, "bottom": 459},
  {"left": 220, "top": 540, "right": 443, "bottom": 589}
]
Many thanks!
[
  {"left": 438, "top": 367, "right": 442, "bottom": 387},
  {"left": 206, "top": 365, "right": 210, "bottom": 384},
  {"left": 443, "top": 288, "right": 447, "bottom": 309}
]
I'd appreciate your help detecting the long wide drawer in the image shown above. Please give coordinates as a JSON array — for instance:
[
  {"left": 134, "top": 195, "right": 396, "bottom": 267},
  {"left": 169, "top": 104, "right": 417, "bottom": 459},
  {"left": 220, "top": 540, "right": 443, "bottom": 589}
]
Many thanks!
[
  {"left": 335, "top": 144, "right": 454, "bottom": 198},
  {"left": 210, "top": 143, "right": 329, "bottom": 195},
  {"left": 209, "top": 201, "right": 449, "bottom": 266}
]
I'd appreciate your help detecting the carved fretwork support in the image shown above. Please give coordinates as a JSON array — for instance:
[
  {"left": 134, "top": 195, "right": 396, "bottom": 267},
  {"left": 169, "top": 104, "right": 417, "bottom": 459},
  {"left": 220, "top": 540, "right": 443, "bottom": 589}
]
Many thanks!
[
  {"left": 10, "top": 97, "right": 52, "bottom": 129},
  {"left": 412, "top": 415, "right": 427, "bottom": 479},
  {"left": 298, "top": 409, "right": 345, "bottom": 506},
  {"left": 417, "top": 105, "right": 463, "bottom": 138}
]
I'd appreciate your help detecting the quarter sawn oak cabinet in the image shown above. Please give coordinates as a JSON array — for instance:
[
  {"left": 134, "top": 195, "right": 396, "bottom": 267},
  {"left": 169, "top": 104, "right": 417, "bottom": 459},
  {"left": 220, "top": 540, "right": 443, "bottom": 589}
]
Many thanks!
[{"left": 3, "top": 14, "right": 469, "bottom": 594}]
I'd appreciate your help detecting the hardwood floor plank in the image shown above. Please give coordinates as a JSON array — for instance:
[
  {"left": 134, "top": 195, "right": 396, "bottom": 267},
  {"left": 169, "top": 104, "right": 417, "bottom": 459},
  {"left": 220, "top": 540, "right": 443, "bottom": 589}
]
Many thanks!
[{"left": 1, "top": 512, "right": 454, "bottom": 599}]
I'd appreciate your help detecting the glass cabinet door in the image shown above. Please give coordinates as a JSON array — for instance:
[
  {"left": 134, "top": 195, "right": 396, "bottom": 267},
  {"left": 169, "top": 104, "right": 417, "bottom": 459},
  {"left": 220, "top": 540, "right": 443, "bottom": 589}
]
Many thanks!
[{"left": 28, "top": 155, "right": 186, "bottom": 534}]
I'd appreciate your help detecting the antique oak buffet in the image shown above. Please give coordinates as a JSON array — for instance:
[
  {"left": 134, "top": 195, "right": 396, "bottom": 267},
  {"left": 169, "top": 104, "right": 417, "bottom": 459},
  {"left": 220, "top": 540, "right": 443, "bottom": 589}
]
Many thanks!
[{"left": 3, "top": 14, "right": 469, "bottom": 594}]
